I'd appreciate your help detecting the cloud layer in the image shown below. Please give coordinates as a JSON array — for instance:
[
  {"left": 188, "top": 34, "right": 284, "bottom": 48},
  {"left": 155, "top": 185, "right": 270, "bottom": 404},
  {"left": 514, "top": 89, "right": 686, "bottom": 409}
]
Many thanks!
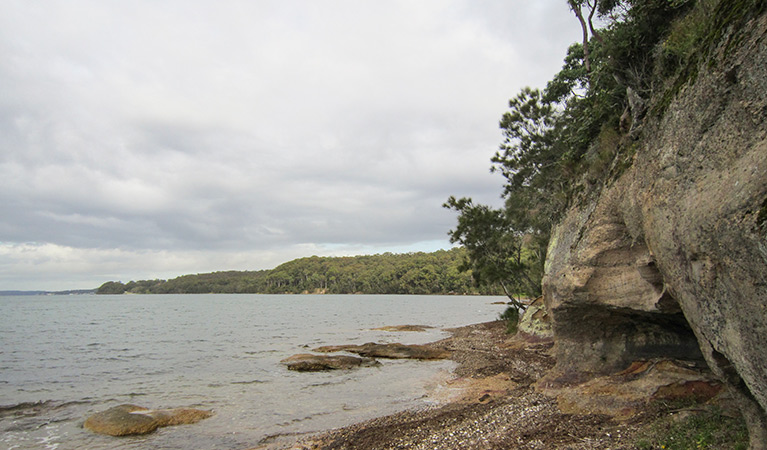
[{"left": 0, "top": 0, "right": 581, "bottom": 290}]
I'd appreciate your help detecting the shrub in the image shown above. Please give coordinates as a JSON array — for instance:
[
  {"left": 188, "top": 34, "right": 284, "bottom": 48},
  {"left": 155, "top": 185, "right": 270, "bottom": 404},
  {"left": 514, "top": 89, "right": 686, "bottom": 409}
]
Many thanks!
[
  {"left": 499, "top": 306, "right": 520, "bottom": 334},
  {"left": 635, "top": 406, "right": 748, "bottom": 450}
]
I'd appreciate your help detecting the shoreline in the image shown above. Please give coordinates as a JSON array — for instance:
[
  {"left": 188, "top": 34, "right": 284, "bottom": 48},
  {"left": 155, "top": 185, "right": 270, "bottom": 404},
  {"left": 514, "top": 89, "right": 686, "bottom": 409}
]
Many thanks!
[{"left": 251, "top": 321, "right": 648, "bottom": 450}]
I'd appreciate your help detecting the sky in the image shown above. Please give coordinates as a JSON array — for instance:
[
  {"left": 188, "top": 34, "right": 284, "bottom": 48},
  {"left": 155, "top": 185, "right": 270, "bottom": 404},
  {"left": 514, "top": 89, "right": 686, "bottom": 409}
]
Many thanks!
[{"left": 0, "top": 0, "right": 582, "bottom": 291}]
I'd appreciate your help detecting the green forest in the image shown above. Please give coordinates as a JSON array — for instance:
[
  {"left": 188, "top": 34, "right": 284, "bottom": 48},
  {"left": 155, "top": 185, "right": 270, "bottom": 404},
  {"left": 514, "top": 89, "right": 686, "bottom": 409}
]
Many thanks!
[{"left": 96, "top": 248, "right": 503, "bottom": 296}]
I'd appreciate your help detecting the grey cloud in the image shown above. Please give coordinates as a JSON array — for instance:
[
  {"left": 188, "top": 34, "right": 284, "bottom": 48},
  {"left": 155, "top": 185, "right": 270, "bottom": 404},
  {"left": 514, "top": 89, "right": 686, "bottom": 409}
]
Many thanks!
[{"left": 0, "top": 0, "right": 582, "bottom": 289}]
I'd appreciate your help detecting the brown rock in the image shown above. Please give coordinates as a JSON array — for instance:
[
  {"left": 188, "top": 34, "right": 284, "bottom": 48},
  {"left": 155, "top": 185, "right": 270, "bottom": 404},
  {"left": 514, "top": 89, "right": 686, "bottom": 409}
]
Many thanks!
[
  {"left": 280, "top": 353, "right": 380, "bottom": 371},
  {"left": 539, "top": 359, "right": 720, "bottom": 420},
  {"left": 83, "top": 404, "right": 212, "bottom": 436},
  {"left": 314, "top": 342, "right": 451, "bottom": 360},
  {"left": 371, "top": 325, "right": 434, "bottom": 332}
]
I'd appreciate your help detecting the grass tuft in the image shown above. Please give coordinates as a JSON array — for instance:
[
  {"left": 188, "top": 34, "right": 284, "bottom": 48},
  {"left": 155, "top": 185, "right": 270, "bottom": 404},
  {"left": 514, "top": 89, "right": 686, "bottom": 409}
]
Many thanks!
[
  {"left": 635, "top": 406, "right": 748, "bottom": 450},
  {"left": 499, "top": 306, "right": 520, "bottom": 334}
]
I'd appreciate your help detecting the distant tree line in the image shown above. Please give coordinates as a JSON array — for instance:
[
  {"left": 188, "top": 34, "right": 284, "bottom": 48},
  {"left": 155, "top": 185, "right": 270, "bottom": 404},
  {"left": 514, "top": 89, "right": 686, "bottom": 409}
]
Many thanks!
[{"left": 96, "top": 248, "right": 505, "bottom": 296}]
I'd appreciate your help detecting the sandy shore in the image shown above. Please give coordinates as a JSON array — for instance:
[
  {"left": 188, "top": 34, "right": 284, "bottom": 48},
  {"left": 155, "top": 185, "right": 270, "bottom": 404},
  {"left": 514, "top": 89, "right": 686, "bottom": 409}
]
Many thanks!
[{"left": 251, "top": 321, "right": 654, "bottom": 450}]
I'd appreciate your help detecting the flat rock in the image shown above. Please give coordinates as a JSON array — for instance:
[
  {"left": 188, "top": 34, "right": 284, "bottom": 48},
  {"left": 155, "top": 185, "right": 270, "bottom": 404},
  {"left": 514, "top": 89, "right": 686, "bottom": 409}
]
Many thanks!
[
  {"left": 83, "top": 404, "right": 212, "bottom": 436},
  {"left": 371, "top": 325, "right": 434, "bottom": 332},
  {"left": 281, "top": 353, "right": 381, "bottom": 371},
  {"left": 314, "top": 342, "right": 451, "bottom": 360},
  {"left": 537, "top": 359, "right": 721, "bottom": 420}
]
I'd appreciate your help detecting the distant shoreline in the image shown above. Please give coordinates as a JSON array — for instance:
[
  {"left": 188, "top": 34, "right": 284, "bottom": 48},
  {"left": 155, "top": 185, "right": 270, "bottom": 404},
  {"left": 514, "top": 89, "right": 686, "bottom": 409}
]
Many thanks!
[{"left": 0, "top": 289, "right": 96, "bottom": 296}]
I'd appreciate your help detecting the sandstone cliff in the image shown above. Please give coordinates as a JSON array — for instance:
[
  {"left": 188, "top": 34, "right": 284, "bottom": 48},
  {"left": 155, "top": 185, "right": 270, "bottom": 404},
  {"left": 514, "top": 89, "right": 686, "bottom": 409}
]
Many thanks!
[{"left": 542, "top": 9, "right": 767, "bottom": 448}]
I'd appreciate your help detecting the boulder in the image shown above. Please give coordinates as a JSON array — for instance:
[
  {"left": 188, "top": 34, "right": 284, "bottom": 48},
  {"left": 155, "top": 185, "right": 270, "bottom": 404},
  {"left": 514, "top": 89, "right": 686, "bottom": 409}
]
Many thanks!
[
  {"left": 314, "top": 342, "right": 451, "bottom": 360},
  {"left": 83, "top": 404, "right": 212, "bottom": 436},
  {"left": 281, "top": 353, "right": 380, "bottom": 371}
]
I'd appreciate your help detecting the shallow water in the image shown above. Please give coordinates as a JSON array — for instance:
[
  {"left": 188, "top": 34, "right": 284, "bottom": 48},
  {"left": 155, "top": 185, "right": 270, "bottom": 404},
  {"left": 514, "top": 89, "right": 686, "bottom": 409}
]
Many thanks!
[{"left": 0, "top": 294, "right": 503, "bottom": 450}]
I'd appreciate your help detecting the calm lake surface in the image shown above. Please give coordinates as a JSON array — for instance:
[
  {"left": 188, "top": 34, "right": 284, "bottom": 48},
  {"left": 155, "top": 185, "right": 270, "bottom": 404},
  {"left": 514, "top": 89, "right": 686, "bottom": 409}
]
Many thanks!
[{"left": 0, "top": 294, "right": 504, "bottom": 450}]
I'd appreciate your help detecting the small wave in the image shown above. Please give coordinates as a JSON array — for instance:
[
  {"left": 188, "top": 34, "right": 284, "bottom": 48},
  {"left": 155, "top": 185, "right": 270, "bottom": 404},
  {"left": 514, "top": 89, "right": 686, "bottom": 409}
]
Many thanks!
[
  {"left": 277, "top": 410, "right": 333, "bottom": 426},
  {"left": 126, "top": 392, "right": 148, "bottom": 398},
  {"left": 244, "top": 349, "right": 281, "bottom": 356},
  {"left": 0, "top": 400, "right": 91, "bottom": 419},
  {"left": 0, "top": 401, "right": 54, "bottom": 418},
  {"left": 301, "top": 380, "right": 345, "bottom": 389},
  {"left": 231, "top": 379, "right": 267, "bottom": 385}
]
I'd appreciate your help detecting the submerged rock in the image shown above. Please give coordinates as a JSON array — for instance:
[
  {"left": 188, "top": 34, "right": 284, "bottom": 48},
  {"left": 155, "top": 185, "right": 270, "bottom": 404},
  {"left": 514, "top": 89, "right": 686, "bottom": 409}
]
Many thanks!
[
  {"left": 83, "top": 404, "right": 212, "bottom": 436},
  {"left": 371, "top": 325, "right": 434, "bottom": 332},
  {"left": 281, "top": 353, "right": 381, "bottom": 371},
  {"left": 314, "top": 342, "right": 451, "bottom": 360}
]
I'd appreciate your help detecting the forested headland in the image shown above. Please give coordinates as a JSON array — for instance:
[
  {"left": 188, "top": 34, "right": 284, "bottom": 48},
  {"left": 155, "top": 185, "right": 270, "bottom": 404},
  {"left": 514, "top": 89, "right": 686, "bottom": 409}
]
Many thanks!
[{"left": 96, "top": 248, "right": 503, "bottom": 296}]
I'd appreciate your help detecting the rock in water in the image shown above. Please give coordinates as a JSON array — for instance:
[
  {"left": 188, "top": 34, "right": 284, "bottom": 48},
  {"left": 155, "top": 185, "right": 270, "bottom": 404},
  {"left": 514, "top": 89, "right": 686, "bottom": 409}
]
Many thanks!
[
  {"left": 281, "top": 353, "right": 381, "bottom": 371},
  {"left": 83, "top": 404, "right": 212, "bottom": 436},
  {"left": 371, "top": 325, "right": 434, "bottom": 332},
  {"left": 314, "top": 342, "right": 451, "bottom": 360}
]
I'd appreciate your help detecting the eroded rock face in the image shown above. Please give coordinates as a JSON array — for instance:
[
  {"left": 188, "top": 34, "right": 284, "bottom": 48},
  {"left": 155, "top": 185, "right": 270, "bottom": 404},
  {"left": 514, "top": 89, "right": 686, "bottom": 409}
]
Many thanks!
[
  {"left": 544, "top": 187, "right": 704, "bottom": 378},
  {"left": 542, "top": 12, "right": 767, "bottom": 446},
  {"left": 83, "top": 404, "right": 212, "bottom": 436}
]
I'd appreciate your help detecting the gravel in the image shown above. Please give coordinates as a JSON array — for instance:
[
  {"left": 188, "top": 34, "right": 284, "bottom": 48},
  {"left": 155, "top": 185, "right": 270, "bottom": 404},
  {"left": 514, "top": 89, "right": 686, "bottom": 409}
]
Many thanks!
[{"left": 253, "top": 321, "right": 647, "bottom": 450}]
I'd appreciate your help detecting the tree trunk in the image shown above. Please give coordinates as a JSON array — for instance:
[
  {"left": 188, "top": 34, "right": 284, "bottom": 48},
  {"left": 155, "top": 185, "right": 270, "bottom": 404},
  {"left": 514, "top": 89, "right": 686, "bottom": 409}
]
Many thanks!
[{"left": 569, "top": 0, "right": 591, "bottom": 75}]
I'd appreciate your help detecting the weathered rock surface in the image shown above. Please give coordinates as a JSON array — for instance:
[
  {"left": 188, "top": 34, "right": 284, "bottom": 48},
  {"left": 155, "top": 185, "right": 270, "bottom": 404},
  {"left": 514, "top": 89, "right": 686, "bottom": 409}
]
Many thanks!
[
  {"left": 83, "top": 404, "right": 212, "bottom": 436},
  {"left": 280, "top": 353, "right": 381, "bottom": 371},
  {"left": 314, "top": 342, "right": 451, "bottom": 360},
  {"left": 539, "top": 359, "right": 721, "bottom": 420},
  {"left": 516, "top": 296, "right": 553, "bottom": 342},
  {"left": 542, "top": 12, "right": 767, "bottom": 447}
]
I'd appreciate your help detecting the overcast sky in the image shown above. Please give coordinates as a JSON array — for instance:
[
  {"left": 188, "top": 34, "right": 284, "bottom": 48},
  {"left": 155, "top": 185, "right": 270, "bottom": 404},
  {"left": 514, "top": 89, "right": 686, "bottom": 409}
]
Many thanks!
[{"left": 1, "top": 0, "right": 581, "bottom": 291}]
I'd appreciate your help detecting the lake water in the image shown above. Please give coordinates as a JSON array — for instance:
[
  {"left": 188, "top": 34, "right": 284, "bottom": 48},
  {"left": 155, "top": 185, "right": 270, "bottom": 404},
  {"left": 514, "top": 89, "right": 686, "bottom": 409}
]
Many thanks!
[{"left": 0, "top": 294, "right": 504, "bottom": 450}]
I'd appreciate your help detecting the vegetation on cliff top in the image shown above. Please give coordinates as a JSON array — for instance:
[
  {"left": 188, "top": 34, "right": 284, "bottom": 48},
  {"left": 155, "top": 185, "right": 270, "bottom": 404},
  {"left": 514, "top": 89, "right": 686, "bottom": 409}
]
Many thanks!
[
  {"left": 96, "top": 248, "right": 504, "bottom": 296},
  {"left": 445, "top": 0, "right": 759, "bottom": 306}
]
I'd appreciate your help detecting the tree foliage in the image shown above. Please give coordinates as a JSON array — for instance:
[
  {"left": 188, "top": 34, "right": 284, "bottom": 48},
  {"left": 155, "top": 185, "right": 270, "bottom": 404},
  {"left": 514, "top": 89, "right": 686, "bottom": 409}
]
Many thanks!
[
  {"left": 443, "top": 196, "right": 538, "bottom": 305},
  {"left": 446, "top": 0, "right": 718, "bottom": 309}
]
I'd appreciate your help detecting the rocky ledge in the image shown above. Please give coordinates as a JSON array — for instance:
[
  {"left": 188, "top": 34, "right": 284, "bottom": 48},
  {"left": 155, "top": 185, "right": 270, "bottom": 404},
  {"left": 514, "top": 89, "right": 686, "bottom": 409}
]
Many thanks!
[
  {"left": 281, "top": 354, "right": 381, "bottom": 371},
  {"left": 313, "top": 342, "right": 451, "bottom": 360}
]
